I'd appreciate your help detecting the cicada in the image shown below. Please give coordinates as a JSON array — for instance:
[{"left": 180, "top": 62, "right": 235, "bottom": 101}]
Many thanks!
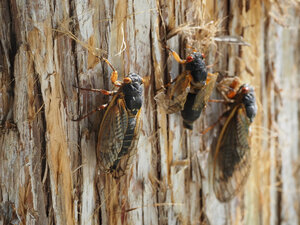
[
  {"left": 212, "top": 78, "right": 257, "bottom": 202},
  {"left": 73, "top": 57, "right": 144, "bottom": 178},
  {"left": 155, "top": 47, "right": 217, "bottom": 130}
]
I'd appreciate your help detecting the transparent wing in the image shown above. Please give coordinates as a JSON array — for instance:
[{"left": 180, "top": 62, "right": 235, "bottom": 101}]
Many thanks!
[
  {"left": 154, "top": 73, "right": 190, "bottom": 114},
  {"left": 97, "top": 95, "right": 128, "bottom": 172},
  {"left": 213, "top": 105, "right": 251, "bottom": 202},
  {"left": 111, "top": 109, "right": 141, "bottom": 178},
  {"left": 192, "top": 72, "right": 217, "bottom": 111}
]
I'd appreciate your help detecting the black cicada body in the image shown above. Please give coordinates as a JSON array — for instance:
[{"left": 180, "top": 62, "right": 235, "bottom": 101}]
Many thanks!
[
  {"left": 181, "top": 72, "right": 217, "bottom": 130},
  {"left": 72, "top": 57, "right": 143, "bottom": 178},
  {"left": 155, "top": 47, "right": 217, "bottom": 129},
  {"left": 97, "top": 72, "right": 144, "bottom": 178},
  {"left": 213, "top": 81, "right": 257, "bottom": 202}
]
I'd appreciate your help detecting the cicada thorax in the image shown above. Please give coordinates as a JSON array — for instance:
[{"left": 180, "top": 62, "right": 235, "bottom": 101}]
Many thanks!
[
  {"left": 155, "top": 48, "right": 217, "bottom": 129},
  {"left": 180, "top": 52, "right": 217, "bottom": 130},
  {"left": 97, "top": 73, "right": 143, "bottom": 178},
  {"left": 155, "top": 49, "right": 205, "bottom": 114},
  {"left": 212, "top": 80, "right": 257, "bottom": 202}
]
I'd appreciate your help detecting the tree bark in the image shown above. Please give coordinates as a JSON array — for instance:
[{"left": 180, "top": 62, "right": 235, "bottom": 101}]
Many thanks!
[{"left": 0, "top": 1, "right": 299, "bottom": 225}]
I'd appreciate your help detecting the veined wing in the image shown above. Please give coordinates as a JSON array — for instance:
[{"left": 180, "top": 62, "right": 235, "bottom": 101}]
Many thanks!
[
  {"left": 213, "top": 105, "right": 251, "bottom": 202},
  {"left": 192, "top": 72, "right": 217, "bottom": 111},
  {"left": 97, "top": 95, "right": 128, "bottom": 173},
  {"left": 155, "top": 72, "right": 191, "bottom": 114},
  {"left": 111, "top": 109, "right": 142, "bottom": 178}
]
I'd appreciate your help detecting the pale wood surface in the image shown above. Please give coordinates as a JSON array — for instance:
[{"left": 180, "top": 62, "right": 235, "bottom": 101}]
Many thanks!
[{"left": 0, "top": 1, "right": 299, "bottom": 225}]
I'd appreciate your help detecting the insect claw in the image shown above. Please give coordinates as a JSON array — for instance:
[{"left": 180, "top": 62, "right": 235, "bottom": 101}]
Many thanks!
[
  {"left": 99, "top": 104, "right": 108, "bottom": 109},
  {"left": 165, "top": 46, "right": 173, "bottom": 52}
]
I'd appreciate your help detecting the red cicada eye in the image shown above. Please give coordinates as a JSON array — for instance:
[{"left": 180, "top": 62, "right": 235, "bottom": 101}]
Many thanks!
[
  {"left": 241, "top": 86, "right": 250, "bottom": 94},
  {"left": 186, "top": 56, "right": 194, "bottom": 62},
  {"left": 201, "top": 53, "right": 205, "bottom": 59}
]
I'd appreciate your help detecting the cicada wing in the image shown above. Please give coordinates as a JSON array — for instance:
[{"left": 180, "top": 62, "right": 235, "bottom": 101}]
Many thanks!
[
  {"left": 192, "top": 72, "right": 217, "bottom": 111},
  {"left": 97, "top": 95, "right": 128, "bottom": 173},
  {"left": 154, "top": 73, "right": 190, "bottom": 114},
  {"left": 213, "top": 105, "right": 251, "bottom": 202},
  {"left": 111, "top": 109, "right": 142, "bottom": 178}
]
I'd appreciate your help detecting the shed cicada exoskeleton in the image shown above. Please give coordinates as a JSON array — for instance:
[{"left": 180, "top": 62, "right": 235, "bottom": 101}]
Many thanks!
[
  {"left": 73, "top": 57, "right": 144, "bottom": 178},
  {"left": 155, "top": 47, "right": 217, "bottom": 130},
  {"left": 210, "top": 77, "right": 257, "bottom": 202}
]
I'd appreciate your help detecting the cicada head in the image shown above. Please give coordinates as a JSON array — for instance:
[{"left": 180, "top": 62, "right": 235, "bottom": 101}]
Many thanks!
[
  {"left": 237, "top": 84, "right": 257, "bottom": 122},
  {"left": 122, "top": 73, "right": 144, "bottom": 115},
  {"left": 185, "top": 52, "right": 207, "bottom": 84},
  {"left": 216, "top": 76, "right": 242, "bottom": 100}
]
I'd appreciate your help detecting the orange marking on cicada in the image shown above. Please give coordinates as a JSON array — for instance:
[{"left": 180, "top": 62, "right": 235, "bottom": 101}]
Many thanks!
[
  {"left": 229, "top": 78, "right": 241, "bottom": 89},
  {"left": 123, "top": 77, "right": 132, "bottom": 84},
  {"left": 166, "top": 46, "right": 187, "bottom": 64},
  {"left": 227, "top": 90, "right": 236, "bottom": 99},
  {"left": 111, "top": 71, "right": 122, "bottom": 87},
  {"left": 97, "top": 56, "right": 122, "bottom": 87}
]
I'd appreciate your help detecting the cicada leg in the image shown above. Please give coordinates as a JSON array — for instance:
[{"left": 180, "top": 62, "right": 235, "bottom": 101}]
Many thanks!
[
  {"left": 166, "top": 46, "right": 187, "bottom": 64},
  {"left": 71, "top": 104, "right": 108, "bottom": 121},
  {"left": 70, "top": 85, "right": 117, "bottom": 121},
  {"left": 208, "top": 99, "right": 226, "bottom": 103},
  {"left": 73, "top": 85, "right": 117, "bottom": 96},
  {"left": 217, "top": 76, "right": 242, "bottom": 101},
  {"left": 185, "top": 44, "right": 198, "bottom": 53},
  {"left": 201, "top": 110, "right": 230, "bottom": 134},
  {"left": 98, "top": 56, "right": 122, "bottom": 87},
  {"left": 155, "top": 75, "right": 181, "bottom": 92}
]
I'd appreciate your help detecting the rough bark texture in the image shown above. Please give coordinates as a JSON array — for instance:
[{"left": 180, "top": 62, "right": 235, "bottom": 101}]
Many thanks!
[{"left": 0, "top": 1, "right": 299, "bottom": 225}]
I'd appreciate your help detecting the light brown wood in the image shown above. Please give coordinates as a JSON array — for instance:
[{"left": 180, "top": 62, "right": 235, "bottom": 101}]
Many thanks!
[{"left": 0, "top": 1, "right": 299, "bottom": 225}]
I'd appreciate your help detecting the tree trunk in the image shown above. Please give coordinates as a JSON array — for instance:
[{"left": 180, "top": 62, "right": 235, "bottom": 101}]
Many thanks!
[{"left": 0, "top": 1, "right": 299, "bottom": 225}]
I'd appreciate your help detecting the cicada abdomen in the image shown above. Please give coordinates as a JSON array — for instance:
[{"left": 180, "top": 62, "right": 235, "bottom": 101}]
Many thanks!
[
  {"left": 213, "top": 82, "right": 257, "bottom": 202},
  {"left": 155, "top": 47, "right": 217, "bottom": 129},
  {"left": 97, "top": 72, "right": 144, "bottom": 178},
  {"left": 181, "top": 72, "right": 218, "bottom": 130}
]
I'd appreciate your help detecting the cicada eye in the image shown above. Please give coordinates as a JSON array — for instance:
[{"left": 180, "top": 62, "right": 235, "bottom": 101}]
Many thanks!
[
  {"left": 186, "top": 56, "right": 194, "bottom": 63},
  {"left": 241, "top": 86, "right": 250, "bottom": 94},
  {"left": 201, "top": 53, "right": 205, "bottom": 59}
]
